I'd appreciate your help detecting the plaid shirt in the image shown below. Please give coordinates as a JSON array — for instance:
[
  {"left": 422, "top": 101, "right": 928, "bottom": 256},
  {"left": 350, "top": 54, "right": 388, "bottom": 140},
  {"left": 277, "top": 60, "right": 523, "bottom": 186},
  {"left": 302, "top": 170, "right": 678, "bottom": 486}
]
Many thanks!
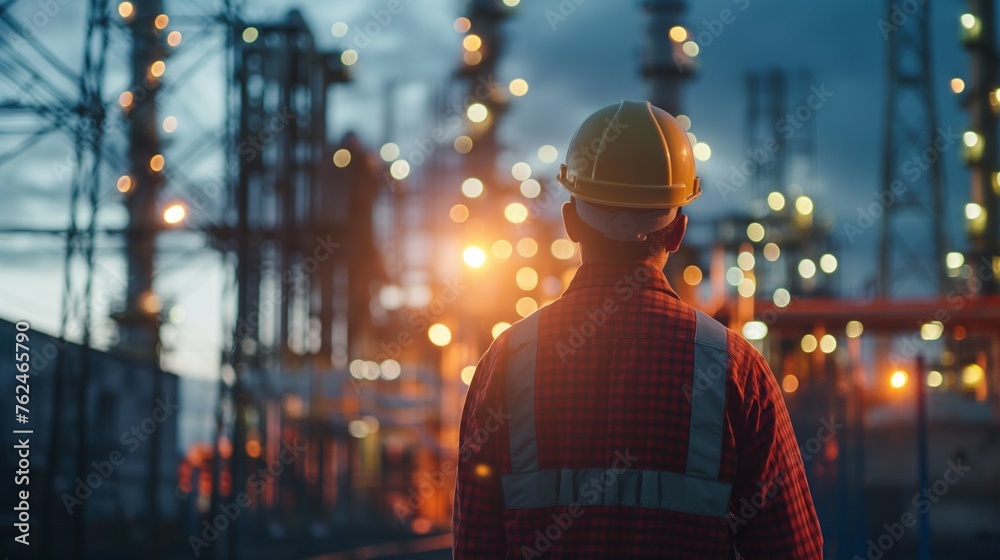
[{"left": 453, "top": 260, "right": 823, "bottom": 559}]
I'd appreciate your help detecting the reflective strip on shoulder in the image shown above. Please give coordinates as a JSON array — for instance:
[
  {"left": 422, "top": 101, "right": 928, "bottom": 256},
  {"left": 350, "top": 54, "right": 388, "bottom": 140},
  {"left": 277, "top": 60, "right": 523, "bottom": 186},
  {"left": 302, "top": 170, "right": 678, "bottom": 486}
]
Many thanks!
[
  {"left": 686, "top": 310, "right": 729, "bottom": 480},
  {"left": 505, "top": 311, "right": 541, "bottom": 473}
]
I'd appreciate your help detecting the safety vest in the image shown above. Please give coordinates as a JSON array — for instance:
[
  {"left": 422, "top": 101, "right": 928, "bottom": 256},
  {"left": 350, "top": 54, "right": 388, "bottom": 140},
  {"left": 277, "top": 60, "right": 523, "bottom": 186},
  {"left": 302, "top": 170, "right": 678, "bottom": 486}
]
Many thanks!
[{"left": 500, "top": 309, "right": 733, "bottom": 518}]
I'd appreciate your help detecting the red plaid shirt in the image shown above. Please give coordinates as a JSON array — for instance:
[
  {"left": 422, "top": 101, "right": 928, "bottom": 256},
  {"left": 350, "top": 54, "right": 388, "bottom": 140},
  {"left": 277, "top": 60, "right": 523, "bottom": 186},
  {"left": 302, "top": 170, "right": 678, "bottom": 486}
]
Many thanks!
[{"left": 453, "top": 260, "right": 823, "bottom": 559}]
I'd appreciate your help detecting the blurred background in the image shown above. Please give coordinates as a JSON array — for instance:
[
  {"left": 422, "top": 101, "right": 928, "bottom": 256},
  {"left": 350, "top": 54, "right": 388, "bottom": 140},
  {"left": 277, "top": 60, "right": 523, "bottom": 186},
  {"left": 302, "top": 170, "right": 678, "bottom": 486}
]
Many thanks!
[{"left": 1, "top": 0, "right": 999, "bottom": 558}]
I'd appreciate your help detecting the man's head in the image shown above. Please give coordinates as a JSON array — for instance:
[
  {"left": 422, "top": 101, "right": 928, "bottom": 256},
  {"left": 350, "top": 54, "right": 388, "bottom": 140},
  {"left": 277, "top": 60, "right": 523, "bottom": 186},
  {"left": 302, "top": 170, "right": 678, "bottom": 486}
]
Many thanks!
[{"left": 556, "top": 100, "right": 700, "bottom": 263}]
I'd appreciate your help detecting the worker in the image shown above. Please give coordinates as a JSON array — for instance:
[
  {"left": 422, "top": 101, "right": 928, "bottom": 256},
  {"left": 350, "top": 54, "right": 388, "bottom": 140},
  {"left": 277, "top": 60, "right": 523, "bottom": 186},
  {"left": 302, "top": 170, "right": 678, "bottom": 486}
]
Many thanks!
[{"left": 453, "top": 100, "right": 823, "bottom": 559}]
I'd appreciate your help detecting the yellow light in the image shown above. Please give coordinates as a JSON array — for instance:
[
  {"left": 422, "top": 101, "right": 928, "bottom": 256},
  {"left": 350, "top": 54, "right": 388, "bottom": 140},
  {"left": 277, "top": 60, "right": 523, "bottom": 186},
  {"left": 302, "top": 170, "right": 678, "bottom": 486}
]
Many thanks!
[
  {"left": 463, "top": 51, "right": 482, "bottom": 66},
  {"left": 737, "top": 278, "right": 755, "bottom": 298},
  {"left": 428, "top": 323, "right": 452, "bottom": 346},
  {"left": 509, "top": 78, "right": 529, "bottom": 96},
  {"left": 693, "top": 142, "right": 711, "bottom": 161},
  {"left": 163, "top": 203, "right": 186, "bottom": 224},
  {"left": 737, "top": 251, "right": 755, "bottom": 271},
  {"left": 538, "top": 145, "right": 558, "bottom": 163},
  {"left": 747, "top": 222, "right": 765, "bottom": 242},
  {"left": 140, "top": 291, "right": 162, "bottom": 314},
  {"left": 550, "top": 239, "right": 575, "bottom": 260},
  {"left": 348, "top": 419, "right": 370, "bottom": 438},
  {"left": 467, "top": 103, "right": 488, "bottom": 123},
  {"left": 242, "top": 27, "right": 259, "bottom": 43},
  {"left": 795, "top": 195, "right": 814, "bottom": 215},
  {"left": 965, "top": 202, "right": 984, "bottom": 220},
  {"left": 502, "top": 0, "right": 519, "bottom": 6},
  {"left": 798, "top": 259, "right": 816, "bottom": 279},
  {"left": 767, "top": 191, "right": 786, "bottom": 211},
  {"left": 511, "top": 162, "right": 532, "bottom": 181},
  {"left": 341, "top": 49, "right": 359, "bottom": 66},
  {"left": 381, "top": 359, "right": 401, "bottom": 380},
  {"left": 118, "top": 2, "right": 133, "bottom": 18},
  {"left": 118, "top": 91, "right": 133, "bottom": 108},
  {"left": 819, "top": 334, "right": 837, "bottom": 354},
  {"left": 515, "top": 297, "right": 537, "bottom": 317},
  {"left": 154, "top": 14, "right": 169, "bottom": 29},
  {"left": 890, "top": 370, "right": 908, "bottom": 389},
  {"left": 462, "top": 34, "right": 482, "bottom": 51},
  {"left": 676, "top": 114, "right": 691, "bottom": 131},
  {"left": 763, "top": 243, "right": 780, "bottom": 261},
  {"left": 964, "top": 131, "right": 981, "bottom": 148},
  {"left": 669, "top": 26, "right": 687, "bottom": 42},
  {"left": 773, "top": 288, "right": 790, "bottom": 308},
  {"left": 927, "top": 370, "right": 943, "bottom": 388},
  {"left": 332, "top": 148, "right": 351, "bottom": 168},
  {"left": 683, "top": 264, "right": 703, "bottom": 285},
  {"left": 463, "top": 246, "right": 486, "bottom": 268},
  {"left": 505, "top": 202, "right": 528, "bottom": 224},
  {"left": 801, "top": 334, "right": 817, "bottom": 353},
  {"left": 846, "top": 320, "right": 863, "bottom": 338},
  {"left": 331, "top": 22, "right": 348, "bottom": 37},
  {"left": 950, "top": 78, "right": 965, "bottom": 94},
  {"left": 492, "top": 239, "right": 512, "bottom": 259},
  {"left": 491, "top": 322, "right": 511, "bottom": 338},
  {"left": 390, "top": 159, "right": 410, "bottom": 179},
  {"left": 819, "top": 254, "right": 837, "bottom": 273},
  {"left": 449, "top": 204, "right": 469, "bottom": 223},
  {"left": 167, "top": 31, "right": 182, "bottom": 47},
  {"left": 960, "top": 13, "right": 977, "bottom": 29},
  {"left": 453, "top": 17, "right": 471, "bottom": 33},
  {"left": 461, "top": 365, "right": 476, "bottom": 385},
  {"left": 516, "top": 267, "right": 538, "bottom": 290},
  {"left": 782, "top": 374, "right": 799, "bottom": 393},
  {"left": 962, "top": 364, "right": 984, "bottom": 385},
  {"left": 516, "top": 237, "right": 538, "bottom": 257},
  {"left": 150, "top": 60, "right": 166, "bottom": 77},
  {"left": 682, "top": 41, "right": 699, "bottom": 57},
  {"left": 162, "top": 116, "right": 177, "bottom": 133},
  {"left": 454, "top": 135, "right": 473, "bottom": 154},
  {"left": 520, "top": 179, "right": 541, "bottom": 198},
  {"left": 380, "top": 143, "right": 400, "bottom": 162},
  {"left": 474, "top": 463, "right": 491, "bottom": 477},
  {"left": 461, "top": 177, "right": 484, "bottom": 198},
  {"left": 920, "top": 321, "right": 944, "bottom": 341},
  {"left": 150, "top": 154, "right": 165, "bottom": 172},
  {"left": 946, "top": 252, "right": 965, "bottom": 269},
  {"left": 742, "top": 321, "right": 767, "bottom": 340},
  {"left": 116, "top": 175, "right": 132, "bottom": 193}
]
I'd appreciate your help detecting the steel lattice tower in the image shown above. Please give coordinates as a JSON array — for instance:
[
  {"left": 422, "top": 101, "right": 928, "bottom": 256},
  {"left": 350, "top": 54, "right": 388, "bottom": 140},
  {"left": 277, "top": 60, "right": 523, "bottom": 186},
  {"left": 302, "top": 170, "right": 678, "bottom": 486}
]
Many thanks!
[
  {"left": 641, "top": 0, "right": 694, "bottom": 116},
  {"left": 878, "top": 0, "right": 947, "bottom": 297}
]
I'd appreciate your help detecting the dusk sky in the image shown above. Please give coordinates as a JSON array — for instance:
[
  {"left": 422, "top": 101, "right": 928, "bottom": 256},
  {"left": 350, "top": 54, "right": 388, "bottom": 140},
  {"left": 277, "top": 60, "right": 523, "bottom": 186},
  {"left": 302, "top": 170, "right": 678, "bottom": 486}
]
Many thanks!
[{"left": 0, "top": 0, "right": 975, "bottom": 379}]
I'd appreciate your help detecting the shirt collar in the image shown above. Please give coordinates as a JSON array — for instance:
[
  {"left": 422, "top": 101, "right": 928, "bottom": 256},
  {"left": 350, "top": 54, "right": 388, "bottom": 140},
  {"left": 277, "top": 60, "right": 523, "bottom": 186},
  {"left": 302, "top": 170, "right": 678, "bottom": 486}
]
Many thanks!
[{"left": 564, "top": 260, "right": 681, "bottom": 301}]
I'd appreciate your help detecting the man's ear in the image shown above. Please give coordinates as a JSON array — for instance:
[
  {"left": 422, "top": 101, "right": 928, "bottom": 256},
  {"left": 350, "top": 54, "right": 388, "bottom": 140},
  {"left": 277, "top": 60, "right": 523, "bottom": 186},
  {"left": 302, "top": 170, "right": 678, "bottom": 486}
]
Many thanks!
[
  {"left": 664, "top": 212, "right": 687, "bottom": 253},
  {"left": 562, "top": 201, "right": 583, "bottom": 242}
]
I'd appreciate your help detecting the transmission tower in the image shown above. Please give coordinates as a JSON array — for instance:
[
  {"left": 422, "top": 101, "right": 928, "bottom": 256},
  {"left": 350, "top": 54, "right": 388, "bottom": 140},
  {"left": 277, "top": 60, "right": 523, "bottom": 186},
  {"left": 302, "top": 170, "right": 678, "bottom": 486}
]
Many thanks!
[{"left": 878, "top": 0, "right": 947, "bottom": 297}]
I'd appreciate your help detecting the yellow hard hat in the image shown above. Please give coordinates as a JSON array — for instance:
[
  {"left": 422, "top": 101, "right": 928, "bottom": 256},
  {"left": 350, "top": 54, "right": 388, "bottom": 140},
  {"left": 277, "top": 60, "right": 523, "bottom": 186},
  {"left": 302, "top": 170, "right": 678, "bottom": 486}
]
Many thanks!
[{"left": 557, "top": 100, "right": 701, "bottom": 209}]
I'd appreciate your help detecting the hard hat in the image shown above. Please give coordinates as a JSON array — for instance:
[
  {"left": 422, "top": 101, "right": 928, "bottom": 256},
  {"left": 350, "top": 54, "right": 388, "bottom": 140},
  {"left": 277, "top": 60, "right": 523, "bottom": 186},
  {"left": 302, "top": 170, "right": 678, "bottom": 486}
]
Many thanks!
[{"left": 557, "top": 100, "right": 701, "bottom": 210}]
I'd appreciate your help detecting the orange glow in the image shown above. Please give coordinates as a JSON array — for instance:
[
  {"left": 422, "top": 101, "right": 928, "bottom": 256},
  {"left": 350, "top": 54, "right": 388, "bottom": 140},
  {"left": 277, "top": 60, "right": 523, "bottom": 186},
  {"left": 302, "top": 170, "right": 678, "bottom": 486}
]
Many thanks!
[
  {"left": 890, "top": 370, "right": 908, "bottom": 389},
  {"left": 449, "top": 204, "right": 469, "bottom": 223},
  {"left": 245, "top": 440, "right": 261, "bottom": 458},
  {"left": 954, "top": 325, "right": 967, "bottom": 340},
  {"left": 462, "top": 34, "right": 482, "bottom": 51},
  {"left": 116, "top": 175, "right": 132, "bottom": 193},
  {"left": 453, "top": 17, "right": 471, "bottom": 33},
  {"left": 782, "top": 374, "right": 799, "bottom": 393},
  {"left": 154, "top": 14, "right": 169, "bottom": 29},
  {"left": 474, "top": 463, "right": 491, "bottom": 477},
  {"left": 683, "top": 265, "right": 703, "bottom": 286}
]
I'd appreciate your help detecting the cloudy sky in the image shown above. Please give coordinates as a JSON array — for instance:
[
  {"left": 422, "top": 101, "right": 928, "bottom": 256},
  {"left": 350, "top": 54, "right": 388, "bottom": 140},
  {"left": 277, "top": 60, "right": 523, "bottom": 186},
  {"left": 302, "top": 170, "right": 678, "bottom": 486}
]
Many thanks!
[{"left": 0, "top": 0, "right": 976, "bottom": 379}]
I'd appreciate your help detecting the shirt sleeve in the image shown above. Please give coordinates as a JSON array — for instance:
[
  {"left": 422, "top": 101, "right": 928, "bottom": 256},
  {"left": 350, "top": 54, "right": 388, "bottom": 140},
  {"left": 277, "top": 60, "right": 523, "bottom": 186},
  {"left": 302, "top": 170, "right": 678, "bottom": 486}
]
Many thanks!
[
  {"left": 452, "top": 341, "right": 507, "bottom": 559},
  {"left": 730, "top": 352, "right": 824, "bottom": 559}
]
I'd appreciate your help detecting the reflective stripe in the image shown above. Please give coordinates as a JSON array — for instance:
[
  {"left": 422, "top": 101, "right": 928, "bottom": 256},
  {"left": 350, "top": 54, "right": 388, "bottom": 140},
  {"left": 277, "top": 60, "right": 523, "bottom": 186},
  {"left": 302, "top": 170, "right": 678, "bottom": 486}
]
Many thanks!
[
  {"left": 506, "top": 312, "right": 541, "bottom": 473},
  {"left": 501, "top": 308, "right": 733, "bottom": 518},
  {"left": 502, "top": 468, "right": 732, "bottom": 518},
  {"left": 686, "top": 310, "right": 729, "bottom": 480}
]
